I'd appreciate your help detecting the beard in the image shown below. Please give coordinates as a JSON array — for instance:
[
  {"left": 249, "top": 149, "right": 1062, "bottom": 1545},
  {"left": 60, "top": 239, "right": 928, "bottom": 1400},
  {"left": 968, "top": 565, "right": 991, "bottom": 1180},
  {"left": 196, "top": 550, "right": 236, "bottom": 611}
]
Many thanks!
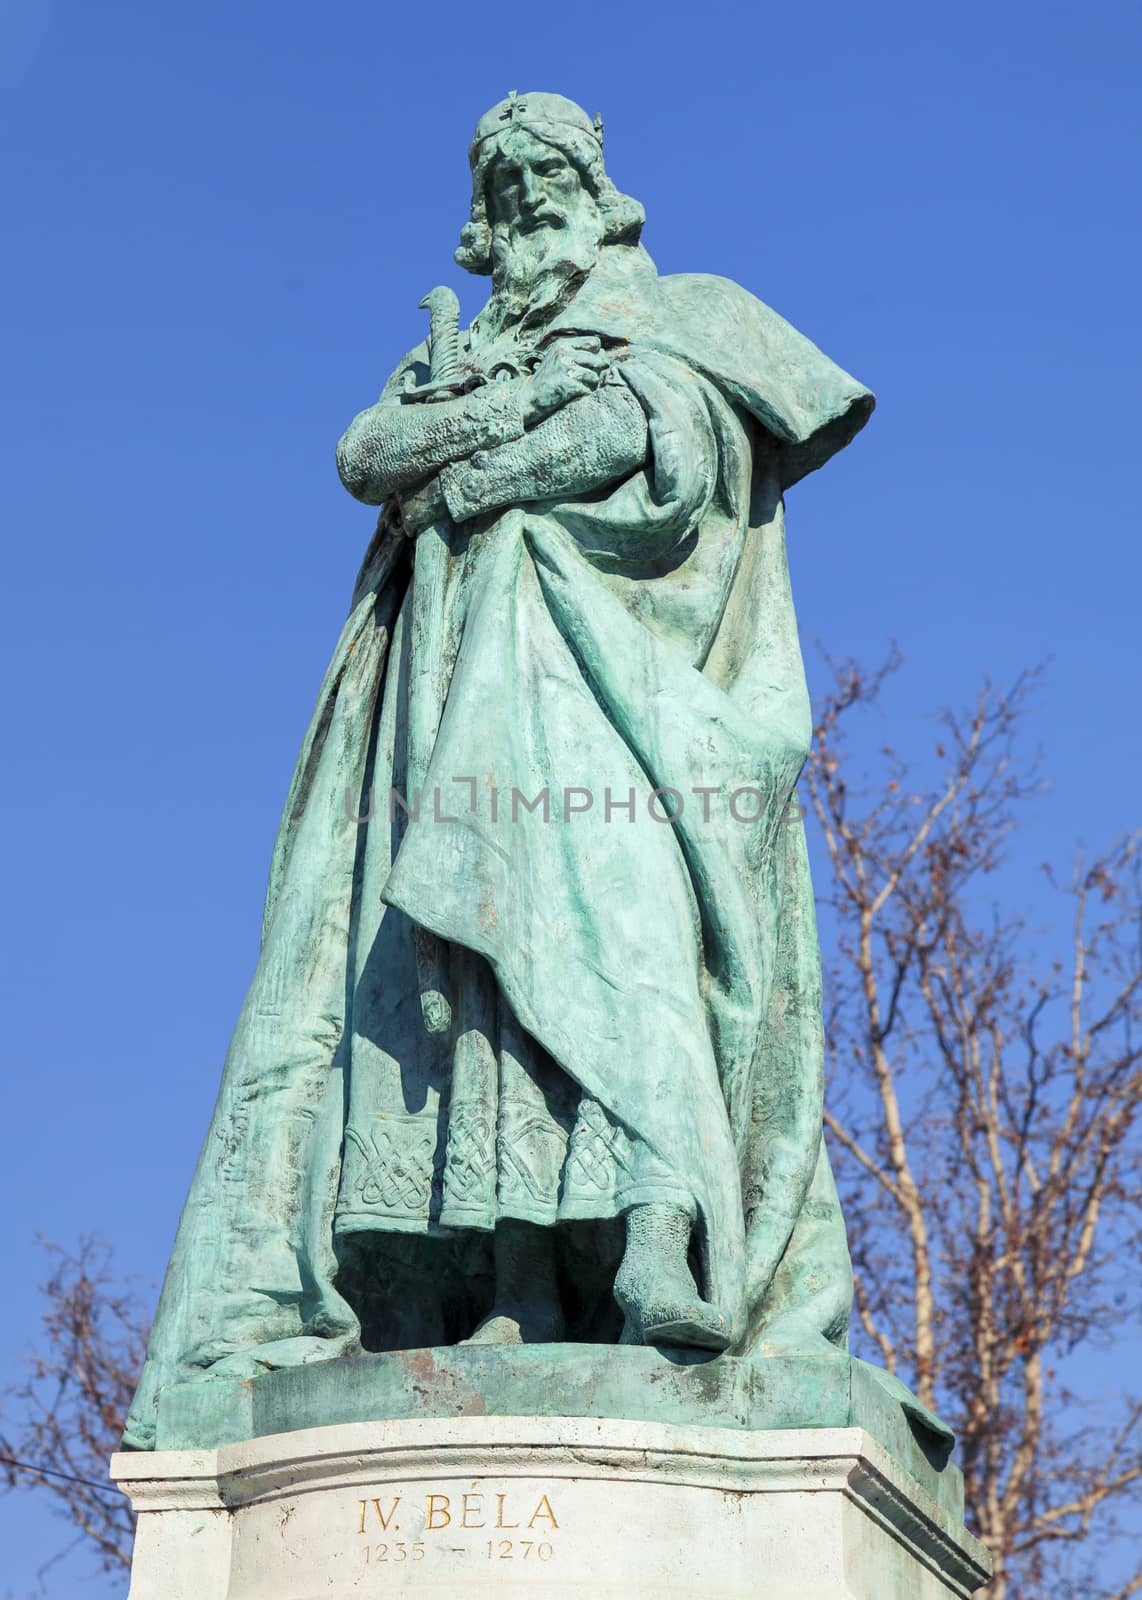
[{"left": 487, "top": 200, "right": 604, "bottom": 335}]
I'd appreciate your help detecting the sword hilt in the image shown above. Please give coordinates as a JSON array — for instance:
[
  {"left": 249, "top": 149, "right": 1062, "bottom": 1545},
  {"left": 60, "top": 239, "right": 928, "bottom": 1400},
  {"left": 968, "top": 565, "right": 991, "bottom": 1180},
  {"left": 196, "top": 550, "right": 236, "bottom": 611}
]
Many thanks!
[{"left": 418, "top": 285, "right": 461, "bottom": 387}]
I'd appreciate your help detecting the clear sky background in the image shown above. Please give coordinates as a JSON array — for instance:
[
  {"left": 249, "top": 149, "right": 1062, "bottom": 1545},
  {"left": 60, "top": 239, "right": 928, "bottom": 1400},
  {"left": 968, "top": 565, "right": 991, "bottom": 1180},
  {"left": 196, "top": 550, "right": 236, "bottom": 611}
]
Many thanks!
[{"left": 1, "top": 0, "right": 1140, "bottom": 1592}]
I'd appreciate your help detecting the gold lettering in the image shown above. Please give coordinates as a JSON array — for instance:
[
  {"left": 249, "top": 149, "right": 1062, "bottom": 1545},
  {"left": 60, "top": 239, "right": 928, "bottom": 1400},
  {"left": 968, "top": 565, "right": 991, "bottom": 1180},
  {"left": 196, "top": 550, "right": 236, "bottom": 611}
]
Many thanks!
[
  {"left": 369, "top": 1496, "right": 401, "bottom": 1532},
  {"left": 462, "top": 1493, "right": 485, "bottom": 1528},
  {"left": 496, "top": 1493, "right": 520, "bottom": 1529},
  {"left": 356, "top": 1499, "right": 367, "bottom": 1535},
  {"left": 426, "top": 1493, "right": 451, "bottom": 1530},
  {"left": 527, "top": 1494, "right": 559, "bottom": 1530}
]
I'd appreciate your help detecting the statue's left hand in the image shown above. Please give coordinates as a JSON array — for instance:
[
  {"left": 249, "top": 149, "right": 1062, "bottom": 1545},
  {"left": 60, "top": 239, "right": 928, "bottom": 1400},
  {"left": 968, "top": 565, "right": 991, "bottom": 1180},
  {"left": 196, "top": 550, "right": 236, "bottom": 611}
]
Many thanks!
[{"left": 523, "top": 337, "right": 608, "bottom": 427}]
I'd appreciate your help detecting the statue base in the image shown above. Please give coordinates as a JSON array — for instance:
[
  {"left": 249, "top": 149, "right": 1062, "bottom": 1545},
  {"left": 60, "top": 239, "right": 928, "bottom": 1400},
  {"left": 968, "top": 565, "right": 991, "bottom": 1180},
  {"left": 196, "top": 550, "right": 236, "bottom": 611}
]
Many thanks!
[{"left": 112, "top": 1413, "right": 990, "bottom": 1598}]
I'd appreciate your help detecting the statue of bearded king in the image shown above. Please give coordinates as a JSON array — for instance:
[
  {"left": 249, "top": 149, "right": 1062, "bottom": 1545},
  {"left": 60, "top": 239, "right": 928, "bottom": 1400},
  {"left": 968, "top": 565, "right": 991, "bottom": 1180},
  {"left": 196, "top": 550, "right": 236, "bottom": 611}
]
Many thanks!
[{"left": 123, "top": 92, "right": 880, "bottom": 1451}]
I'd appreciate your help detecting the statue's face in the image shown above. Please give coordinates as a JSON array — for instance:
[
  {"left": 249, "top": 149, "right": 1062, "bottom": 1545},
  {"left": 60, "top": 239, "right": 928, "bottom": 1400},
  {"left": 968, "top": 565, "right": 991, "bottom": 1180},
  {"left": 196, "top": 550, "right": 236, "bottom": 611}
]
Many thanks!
[
  {"left": 482, "top": 126, "right": 604, "bottom": 314},
  {"left": 486, "top": 129, "right": 589, "bottom": 239}
]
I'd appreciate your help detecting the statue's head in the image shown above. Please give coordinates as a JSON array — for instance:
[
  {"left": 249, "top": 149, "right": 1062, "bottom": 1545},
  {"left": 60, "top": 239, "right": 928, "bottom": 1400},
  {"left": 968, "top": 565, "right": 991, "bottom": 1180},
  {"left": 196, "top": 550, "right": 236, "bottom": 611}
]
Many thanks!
[{"left": 456, "top": 92, "right": 645, "bottom": 299}]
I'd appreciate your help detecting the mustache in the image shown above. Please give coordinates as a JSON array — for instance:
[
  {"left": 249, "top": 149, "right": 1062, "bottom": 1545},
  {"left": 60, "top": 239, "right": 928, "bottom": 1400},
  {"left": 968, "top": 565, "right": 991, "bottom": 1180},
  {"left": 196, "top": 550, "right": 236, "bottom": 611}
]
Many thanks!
[{"left": 513, "top": 208, "right": 567, "bottom": 234}]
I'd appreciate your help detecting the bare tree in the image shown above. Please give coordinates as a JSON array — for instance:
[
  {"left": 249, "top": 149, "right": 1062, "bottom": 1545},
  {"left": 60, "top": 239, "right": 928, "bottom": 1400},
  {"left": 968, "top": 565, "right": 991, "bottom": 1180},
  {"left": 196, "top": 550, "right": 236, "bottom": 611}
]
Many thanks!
[
  {"left": 1, "top": 1238, "right": 146, "bottom": 1582},
  {"left": 807, "top": 651, "right": 1142, "bottom": 1600}
]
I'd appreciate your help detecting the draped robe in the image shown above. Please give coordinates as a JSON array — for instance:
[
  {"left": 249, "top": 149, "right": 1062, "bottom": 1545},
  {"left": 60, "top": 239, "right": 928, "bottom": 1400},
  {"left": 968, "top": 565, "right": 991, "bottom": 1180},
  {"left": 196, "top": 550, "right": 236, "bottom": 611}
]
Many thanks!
[{"left": 123, "top": 244, "right": 874, "bottom": 1450}]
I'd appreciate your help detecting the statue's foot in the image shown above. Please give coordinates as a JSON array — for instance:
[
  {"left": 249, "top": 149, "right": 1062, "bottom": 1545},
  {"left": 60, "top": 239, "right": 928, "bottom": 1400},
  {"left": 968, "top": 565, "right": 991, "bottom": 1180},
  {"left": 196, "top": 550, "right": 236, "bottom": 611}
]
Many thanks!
[
  {"left": 615, "top": 1278, "right": 732, "bottom": 1351},
  {"left": 464, "top": 1221, "right": 565, "bottom": 1346},
  {"left": 614, "top": 1202, "right": 732, "bottom": 1353},
  {"left": 464, "top": 1303, "right": 565, "bottom": 1346},
  {"left": 466, "top": 1313, "right": 523, "bottom": 1346}
]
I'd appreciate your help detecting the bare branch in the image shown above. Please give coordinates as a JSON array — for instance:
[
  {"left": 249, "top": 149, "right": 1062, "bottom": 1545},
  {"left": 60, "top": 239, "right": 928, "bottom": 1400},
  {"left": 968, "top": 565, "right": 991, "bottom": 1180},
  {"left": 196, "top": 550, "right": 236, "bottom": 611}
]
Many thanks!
[
  {"left": 809, "top": 652, "right": 1141, "bottom": 1598},
  {"left": 1, "top": 1238, "right": 148, "bottom": 1577}
]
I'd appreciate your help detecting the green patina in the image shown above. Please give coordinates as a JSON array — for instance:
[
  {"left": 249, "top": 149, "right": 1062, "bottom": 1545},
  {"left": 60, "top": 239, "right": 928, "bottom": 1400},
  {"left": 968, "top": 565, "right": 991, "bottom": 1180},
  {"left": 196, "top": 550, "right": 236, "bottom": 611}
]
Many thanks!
[
  {"left": 123, "top": 94, "right": 946, "bottom": 1480},
  {"left": 153, "top": 1348, "right": 960, "bottom": 1517}
]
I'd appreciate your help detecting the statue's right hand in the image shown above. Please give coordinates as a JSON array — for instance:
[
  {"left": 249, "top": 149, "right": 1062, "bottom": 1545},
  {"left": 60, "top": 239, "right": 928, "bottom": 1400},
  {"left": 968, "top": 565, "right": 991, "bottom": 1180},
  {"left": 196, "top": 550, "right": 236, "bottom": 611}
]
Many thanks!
[{"left": 523, "top": 337, "right": 609, "bottom": 426}]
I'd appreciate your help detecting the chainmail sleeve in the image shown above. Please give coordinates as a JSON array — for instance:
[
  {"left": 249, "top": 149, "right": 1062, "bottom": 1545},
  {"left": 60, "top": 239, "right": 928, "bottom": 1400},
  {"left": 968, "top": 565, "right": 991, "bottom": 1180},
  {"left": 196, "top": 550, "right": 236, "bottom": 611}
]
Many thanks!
[
  {"left": 337, "top": 382, "right": 528, "bottom": 505},
  {"left": 438, "top": 380, "right": 648, "bottom": 523}
]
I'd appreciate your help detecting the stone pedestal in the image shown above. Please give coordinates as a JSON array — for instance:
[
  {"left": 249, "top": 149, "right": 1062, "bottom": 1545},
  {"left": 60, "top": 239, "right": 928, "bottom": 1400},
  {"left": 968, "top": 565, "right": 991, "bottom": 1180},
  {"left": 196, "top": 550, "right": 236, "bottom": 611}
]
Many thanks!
[{"left": 112, "top": 1414, "right": 990, "bottom": 1598}]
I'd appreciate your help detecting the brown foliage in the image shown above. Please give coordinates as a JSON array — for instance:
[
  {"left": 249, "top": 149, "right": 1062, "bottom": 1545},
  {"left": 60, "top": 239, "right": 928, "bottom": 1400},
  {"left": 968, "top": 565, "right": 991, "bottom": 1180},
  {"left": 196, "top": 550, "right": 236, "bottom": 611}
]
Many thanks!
[
  {"left": 807, "top": 651, "right": 1142, "bottom": 1600},
  {"left": 1, "top": 1238, "right": 147, "bottom": 1580}
]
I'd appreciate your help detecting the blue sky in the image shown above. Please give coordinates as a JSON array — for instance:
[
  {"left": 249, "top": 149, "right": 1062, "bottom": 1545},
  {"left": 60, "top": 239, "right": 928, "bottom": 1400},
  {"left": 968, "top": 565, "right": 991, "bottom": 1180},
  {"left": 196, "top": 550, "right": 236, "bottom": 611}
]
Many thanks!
[{"left": 1, "top": 0, "right": 1140, "bottom": 1591}]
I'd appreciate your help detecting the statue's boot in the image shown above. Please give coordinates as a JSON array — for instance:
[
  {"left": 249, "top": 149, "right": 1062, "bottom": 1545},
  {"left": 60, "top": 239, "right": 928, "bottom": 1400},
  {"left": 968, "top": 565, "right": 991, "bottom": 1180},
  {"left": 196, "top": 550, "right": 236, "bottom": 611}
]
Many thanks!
[
  {"left": 614, "top": 1201, "right": 731, "bottom": 1352},
  {"left": 465, "top": 1219, "right": 566, "bottom": 1345}
]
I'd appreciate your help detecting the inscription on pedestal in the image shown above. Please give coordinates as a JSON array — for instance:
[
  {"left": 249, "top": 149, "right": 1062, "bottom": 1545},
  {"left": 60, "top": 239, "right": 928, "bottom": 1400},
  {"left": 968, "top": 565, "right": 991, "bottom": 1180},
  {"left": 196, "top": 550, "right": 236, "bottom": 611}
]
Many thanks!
[
  {"left": 112, "top": 1418, "right": 992, "bottom": 1599},
  {"left": 355, "top": 1487, "right": 561, "bottom": 1570}
]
